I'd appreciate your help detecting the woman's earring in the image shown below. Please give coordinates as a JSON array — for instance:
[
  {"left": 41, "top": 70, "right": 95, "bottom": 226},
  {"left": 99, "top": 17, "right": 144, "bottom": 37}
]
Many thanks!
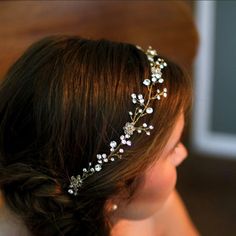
[{"left": 112, "top": 204, "right": 118, "bottom": 211}]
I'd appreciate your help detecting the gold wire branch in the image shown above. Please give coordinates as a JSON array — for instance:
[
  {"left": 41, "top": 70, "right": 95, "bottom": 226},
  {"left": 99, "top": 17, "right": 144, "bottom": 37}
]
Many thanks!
[{"left": 68, "top": 46, "right": 168, "bottom": 196}]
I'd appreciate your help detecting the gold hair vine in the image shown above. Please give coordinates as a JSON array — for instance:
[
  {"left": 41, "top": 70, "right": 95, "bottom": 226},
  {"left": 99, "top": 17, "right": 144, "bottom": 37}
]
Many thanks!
[{"left": 68, "top": 46, "right": 167, "bottom": 196}]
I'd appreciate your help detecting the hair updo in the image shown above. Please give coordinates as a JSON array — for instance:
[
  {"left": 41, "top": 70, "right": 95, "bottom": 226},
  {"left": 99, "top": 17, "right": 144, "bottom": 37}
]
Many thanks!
[{"left": 0, "top": 35, "right": 192, "bottom": 235}]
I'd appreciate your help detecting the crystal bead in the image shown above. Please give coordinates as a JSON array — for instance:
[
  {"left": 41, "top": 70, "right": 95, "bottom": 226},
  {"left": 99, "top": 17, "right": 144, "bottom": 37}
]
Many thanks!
[
  {"left": 136, "top": 45, "right": 143, "bottom": 50},
  {"left": 149, "top": 125, "right": 154, "bottom": 129},
  {"left": 137, "top": 129, "right": 142, "bottom": 133},
  {"left": 111, "top": 157, "right": 115, "bottom": 161},
  {"left": 138, "top": 94, "right": 143, "bottom": 99},
  {"left": 143, "top": 79, "right": 151, "bottom": 86},
  {"left": 98, "top": 160, "right": 103, "bottom": 164},
  {"left": 131, "top": 93, "right": 136, "bottom": 98},
  {"left": 163, "top": 88, "right": 167, "bottom": 92},
  {"left": 146, "top": 131, "right": 151, "bottom": 135},
  {"left": 102, "top": 153, "right": 107, "bottom": 158},
  {"left": 83, "top": 168, "right": 87, "bottom": 172},
  {"left": 110, "top": 141, "right": 117, "bottom": 148},
  {"left": 125, "top": 134, "right": 130, "bottom": 139},
  {"left": 138, "top": 109, "right": 143, "bottom": 113},
  {"left": 151, "top": 77, "right": 157, "bottom": 82},
  {"left": 156, "top": 72, "right": 162, "bottom": 78},
  {"left": 143, "top": 123, "right": 147, "bottom": 127},
  {"left": 147, "top": 55, "right": 154, "bottom": 61},
  {"left": 129, "top": 111, "right": 133, "bottom": 115},
  {"left": 121, "top": 140, "right": 127, "bottom": 144},
  {"left": 149, "top": 49, "right": 156, "bottom": 55},
  {"left": 119, "top": 148, "right": 124, "bottom": 153},
  {"left": 139, "top": 99, "right": 144, "bottom": 105},
  {"left": 126, "top": 140, "right": 131, "bottom": 146},
  {"left": 95, "top": 164, "right": 102, "bottom": 171},
  {"left": 158, "top": 78, "right": 164, "bottom": 83},
  {"left": 68, "top": 189, "right": 74, "bottom": 194},
  {"left": 97, "top": 154, "right": 102, "bottom": 159},
  {"left": 103, "top": 158, "right": 108, "bottom": 162},
  {"left": 146, "top": 107, "right": 153, "bottom": 114}
]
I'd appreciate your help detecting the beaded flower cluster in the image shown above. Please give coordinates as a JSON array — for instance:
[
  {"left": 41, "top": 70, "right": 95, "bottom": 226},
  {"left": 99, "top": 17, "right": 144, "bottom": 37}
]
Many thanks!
[{"left": 68, "top": 46, "right": 168, "bottom": 196}]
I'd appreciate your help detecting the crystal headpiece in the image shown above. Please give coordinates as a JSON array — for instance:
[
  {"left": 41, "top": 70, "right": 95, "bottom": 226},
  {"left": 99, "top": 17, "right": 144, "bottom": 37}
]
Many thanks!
[{"left": 68, "top": 46, "right": 168, "bottom": 196}]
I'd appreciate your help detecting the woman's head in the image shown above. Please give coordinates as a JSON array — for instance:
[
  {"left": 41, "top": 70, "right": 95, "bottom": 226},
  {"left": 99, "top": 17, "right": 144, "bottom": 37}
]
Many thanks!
[
  {"left": 0, "top": 35, "right": 192, "bottom": 235},
  {"left": 110, "top": 112, "right": 188, "bottom": 223}
]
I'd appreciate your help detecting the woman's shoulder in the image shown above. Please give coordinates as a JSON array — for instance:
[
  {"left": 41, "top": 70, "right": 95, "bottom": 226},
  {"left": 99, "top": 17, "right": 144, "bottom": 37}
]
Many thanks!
[{"left": 0, "top": 190, "right": 32, "bottom": 236}]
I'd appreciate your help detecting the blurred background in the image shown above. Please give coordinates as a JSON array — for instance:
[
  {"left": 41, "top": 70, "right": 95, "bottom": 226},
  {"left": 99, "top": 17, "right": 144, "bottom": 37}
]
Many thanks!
[{"left": 0, "top": 1, "right": 235, "bottom": 235}]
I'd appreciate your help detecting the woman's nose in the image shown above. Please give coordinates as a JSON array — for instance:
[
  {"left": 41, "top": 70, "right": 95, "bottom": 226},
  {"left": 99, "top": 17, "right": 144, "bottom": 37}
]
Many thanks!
[{"left": 172, "top": 142, "right": 188, "bottom": 167}]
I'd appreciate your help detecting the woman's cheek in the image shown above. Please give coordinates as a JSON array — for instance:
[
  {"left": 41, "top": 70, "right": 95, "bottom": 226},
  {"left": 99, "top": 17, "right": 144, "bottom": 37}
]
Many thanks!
[
  {"left": 118, "top": 160, "right": 177, "bottom": 219},
  {"left": 138, "top": 160, "right": 177, "bottom": 203}
]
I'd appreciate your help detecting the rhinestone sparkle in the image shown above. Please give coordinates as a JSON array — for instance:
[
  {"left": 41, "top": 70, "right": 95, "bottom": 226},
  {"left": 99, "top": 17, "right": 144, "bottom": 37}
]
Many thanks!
[
  {"left": 68, "top": 45, "right": 168, "bottom": 195},
  {"left": 95, "top": 164, "right": 102, "bottom": 171},
  {"left": 146, "top": 107, "right": 153, "bottom": 114}
]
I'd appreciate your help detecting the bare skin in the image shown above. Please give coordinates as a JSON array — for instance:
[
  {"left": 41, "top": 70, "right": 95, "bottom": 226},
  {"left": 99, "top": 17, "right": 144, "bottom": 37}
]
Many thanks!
[
  {"left": 108, "top": 189, "right": 200, "bottom": 236},
  {"left": 0, "top": 191, "right": 31, "bottom": 236},
  {"left": 0, "top": 113, "right": 200, "bottom": 236},
  {"left": 108, "top": 113, "right": 200, "bottom": 236}
]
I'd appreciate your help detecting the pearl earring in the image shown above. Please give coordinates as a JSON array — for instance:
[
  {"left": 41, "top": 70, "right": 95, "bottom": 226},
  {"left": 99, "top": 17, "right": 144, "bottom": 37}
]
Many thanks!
[{"left": 112, "top": 204, "right": 118, "bottom": 211}]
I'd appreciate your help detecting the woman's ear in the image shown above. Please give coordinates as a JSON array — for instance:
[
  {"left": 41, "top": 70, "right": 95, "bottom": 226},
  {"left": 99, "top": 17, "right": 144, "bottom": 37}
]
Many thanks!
[{"left": 105, "top": 199, "right": 118, "bottom": 214}]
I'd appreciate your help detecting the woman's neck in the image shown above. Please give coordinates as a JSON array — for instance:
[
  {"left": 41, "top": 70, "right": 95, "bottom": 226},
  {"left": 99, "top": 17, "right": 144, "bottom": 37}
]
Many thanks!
[
  {"left": 0, "top": 190, "right": 31, "bottom": 236},
  {"left": 110, "top": 215, "right": 165, "bottom": 236}
]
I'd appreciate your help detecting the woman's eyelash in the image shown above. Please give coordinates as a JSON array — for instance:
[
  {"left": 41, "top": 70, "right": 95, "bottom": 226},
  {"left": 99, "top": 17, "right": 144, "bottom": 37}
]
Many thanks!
[
  {"left": 175, "top": 142, "right": 180, "bottom": 148},
  {"left": 172, "top": 141, "right": 181, "bottom": 153}
]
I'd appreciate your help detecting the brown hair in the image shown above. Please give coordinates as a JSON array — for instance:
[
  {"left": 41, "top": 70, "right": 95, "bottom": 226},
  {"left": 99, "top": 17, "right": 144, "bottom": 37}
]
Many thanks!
[{"left": 0, "top": 35, "right": 192, "bottom": 236}]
